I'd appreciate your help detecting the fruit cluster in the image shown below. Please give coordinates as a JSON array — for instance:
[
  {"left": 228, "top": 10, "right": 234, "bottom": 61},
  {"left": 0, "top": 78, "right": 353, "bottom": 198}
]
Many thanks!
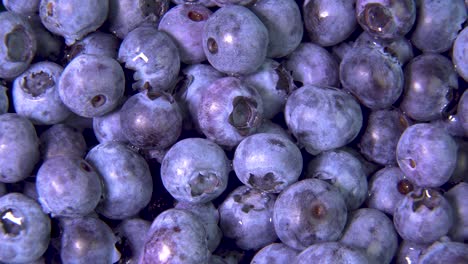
[{"left": 0, "top": 0, "right": 467, "bottom": 263}]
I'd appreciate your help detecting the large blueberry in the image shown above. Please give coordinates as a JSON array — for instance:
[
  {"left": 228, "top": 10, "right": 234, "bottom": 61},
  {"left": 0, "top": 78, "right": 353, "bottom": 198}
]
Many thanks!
[
  {"left": 453, "top": 26, "right": 468, "bottom": 82},
  {"left": 250, "top": 243, "right": 299, "bottom": 264},
  {"left": 86, "top": 142, "right": 153, "bottom": 219},
  {"left": 284, "top": 85, "right": 362, "bottom": 155},
  {"left": 445, "top": 182, "right": 468, "bottom": 242},
  {"left": 3, "top": 0, "right": 40, "bottom": 14},
  {"left": 161, "top": 138, "right": 229, "bottom": 203},
  {"left": 39, "top": 124, "right": 87, "bottom": 159},
  {"left": 64, "top": 31, "right": 120, "bottom": 62},
  {"left": 419, "top": 241, "right": 468, "bottom": 264},
  {"left": 92, "top": 105, "right": 129, "bottom": 144}
]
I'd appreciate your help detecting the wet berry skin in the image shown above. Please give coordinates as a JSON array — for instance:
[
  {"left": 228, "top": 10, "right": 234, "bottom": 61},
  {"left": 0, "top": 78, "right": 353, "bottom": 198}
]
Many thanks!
[
  {"left": 202, "top": 5, "right": 269, "bottom": 75},
  {"left": 284, "top": 85, "right": 362, "bottom": 155}
]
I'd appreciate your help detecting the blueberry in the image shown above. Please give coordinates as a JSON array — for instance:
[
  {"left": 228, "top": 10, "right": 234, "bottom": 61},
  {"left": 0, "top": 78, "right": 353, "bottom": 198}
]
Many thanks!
[
  {"left": 39, "top": 0, "right": 108, "bottom": 45},
  {"left": 0, "top": 113, "right": 40, "bottom": 183},
  {"left": 273, "top": 179, "right": 348, "bottom": 250},
  {"left": 242, "top": 59, "right": 294, "bottom": 119},
  {"left": 457, "top": 90, "right": 468, "bottom": 135},
  {"left": 0, "top": 11, "right": 36, "bottom": 80},
  {"left": 453, "top": 26, "right": 468, "bottom": 82},
  {"left": 0, "top": 84, "right": 8, "bottom": 114},
  {"left": 39, "top": 124, "right": 87, "bottom": 159},
  {"left": 158, "top": 3, "right": 212, "bottom": 64},
  {"left": 3, "top": 0, "right": 40, "bottom": 14},
  {"left": 356, "top": 0, "right": 416, "bottom": 40},
  {"left": 307, "top": 149, "right": 368, "bottom": 210},
  {"left": 255, "top": 119, "right": 292, "bottom": 140},
  {"left": 64, "top": 31, "right": 120, "bottom": 62},
  {"left": 400, "top": 53, "right": 459, "bottom": 122},
  {"left": 197, "top": 76, "right": 263, "bottom": 149},
  {"left": 396, "top": 240, "right": 430, "bottom": 264},
  {"left": 107, "top": 0, "right": 170, "bottom": 39},
  {"left": 114, "top": 218, "right": 151, "bottom": 263},
  {"left": 0, "top": 193, "right": 51, "bottom": 263},
  {"left": 86, "top": 142, "right": 153, "bottom": 219},
  {"left": 340, "top": 208, "right": 398, "bottom": 264},
  {"left": 60, "top": 216, "right": 120, "bottom": 264},
  {"left": 295, "top": 242, "right": 371, "bottom": 264},
  {"left": 250, "top": 243, "right": 299, "bottom": 264},
  {"left": 175, "top": 201, "right": 222, "bottom": 252},
  {"left": 13, "top": 61, "right": 71, "bottom": 125},
  {"left": 26, "top": 15, "right": 62, "bottom": 61},
  {"left": 92, "top": 105, "right": 129, "bottom": 144},
  {"left": 396, "top": 123, "right": 458, "bottom": 188},
  {"left": 202, "top": 5, "right": 269, "bottom": 75},
  {"left": 411, "top": 0, "right": 466, "bottom": 53},
  {"left": 284, "top": 85, "right": 363, "bottom": 155},
  {"left": 367, "top": 166, "right": 415, "bottom": 216},
  {"left": 340, "top": 45, "right": 404, "bottom": 109},
  {"left": 284, "top": 42, "right": 339, "bottom": 88},
  {"left": 359, "top": 108, "right": 411, "bottom": 165},
  {"left": 250, "top": 0, "right": 303, "bottom": 58},
  {"left": 234, "top": 133, "right": 302, "bottom": 193},
  {"left": 161, "top": 138, "right": 229, "bottom": 203},
  {"left": 445, "top": 182, "right": 468, "bottom": 242},
  {"left": 118, "top": 26, "right": 180, "bottom": 93},
  {"left": 303, "top": 0, "right": 356, "bottom": 46},
  {"left": 141, "top": 208, "right": 210, "bottom": 263},
  {"left": 419, "top": 240, "right": 468, "bottom": 264},
  {"left": 219, "top": 185, "right": 277, "bottom": 250},
  {"left": 36, "top": 156, "right": 102, "bottom": 217},
  {"left": 120, "top": 91, "right": 182, "bottom": 150},
  {"left": 394, "top": 188, "right": 454, "bottom": 244}
]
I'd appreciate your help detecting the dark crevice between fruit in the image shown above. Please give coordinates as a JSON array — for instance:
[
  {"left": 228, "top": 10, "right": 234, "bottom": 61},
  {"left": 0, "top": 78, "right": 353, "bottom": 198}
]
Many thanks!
[
  {"left": 397, "top": 179, "right": 414, "bottom": 195},
  {"left": 116, "top": 236, "right": 133, "bottom": 264},
  {"left": 21, "top": 71, "right": 55, "bottom": 97},
  {"left": 189, "top": 173, "right": 220, "bottom": 197},
  {"left": 80, "top": 162, "right": 92, "bottom": 172},
  {"left": 274, "top": 64, "right": 294, "bottom": 95},
  {"left": 64, "top": 44, "right": 84, "bottom": 63},
  {"left": 207, "top": 38, "right": 218, "bottom": 54},
  {"left": 247, "top": 172, "right": 283, "bottom": 192},
  {"left": 5, "top": 26, "right": 32, "bottom": 62},
  {"left": 139, "top": 0, "right": 169, "bottom": 20},
  {"left": 360, "top": 3, "right": 394, "bottom": 35},
  {"left": 0, "top": 209, "right": 25, "bottom": 237},
  {"left": 188, "top": 11, "right": 204, "bottom": 22},
  {"left": 411, "top": 189, "right": 440, "bottom": 211},
  {"left": 173, "top": 73, "right": 194, "bottom": 97},
  {"left": 91, "top": 94, "right": 107, "bottom": 108},
  {"left": 441, "top": 86, "right": 459, "bottom": 119},
  {"left": 229, "top": 97, "right": 260, "bottom": 136}
]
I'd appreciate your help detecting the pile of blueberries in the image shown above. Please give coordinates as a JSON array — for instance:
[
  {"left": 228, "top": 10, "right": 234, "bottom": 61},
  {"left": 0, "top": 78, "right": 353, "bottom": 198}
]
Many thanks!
[{"left": 0, "top": 0, "right": 467, "bottom": 263}]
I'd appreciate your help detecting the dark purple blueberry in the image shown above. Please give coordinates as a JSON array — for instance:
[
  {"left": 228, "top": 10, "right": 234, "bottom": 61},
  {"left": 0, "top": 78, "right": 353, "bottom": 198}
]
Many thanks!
[
  {"left": 60, "top": 216, "right": 120, "bottom": 264},
  {"left": 58, "top": 54, "right": 125, "bottom": 118},
  {"left": 303, "top": 0, "right": 356, "bottom": 46},
  {"left": 356, "top": 0, "right": 416, "bottom": 39},
  {"left": 453, "top": 26, "right": 468, "bottom": 82},
  {"left": 86, "top": 142, "right": 153, "bottom": 219},
  {"left": 233, "top": 133, "right": 302, "bottom": 193},
  {"left": 445, "top": 182, "right": 468, "bottom": 242},
  {"left": 0, "top": 11, "right": 37, "bottom": 80},
  {"left": 175, "top": 201, "right": 222, "bottom": 252},
  {"left": 118, "top": 26, "right": 180, "bottom": 93},
  {"left": 141, "top": 208, "right": 210, "bottom": 263},
  {"left": 273, "top": 179, "right": 348, "bottom": 250},
  {"left": 359, "top": 108, "right": 411, "bottom": 165},
  {"left": 64, "top": 31, "right": 120, "bottom": 62},
  {"left": 0, "top": 114, "right": 39, "bottom": 183},
  {"left": 367, "top": 166, "right": 415, "bottom": 216},
  {"left": 108, "top": 0, "right": 170, "bottom": 39},
  {"left": 161, "top": 138, "right": 229, "bottom": 203},
  {"left": 400, "top": 53, "right": 459, "bottom": 122},
  {"left": 92, "top": 105, "right": 129, "bottom": 144},
  {"left": 307, "top": 149, "right": 367, "bottom": 210},
  {"left": 394, "top": 188, "right": 454, "bottom": 244},
  {"left": 3, "top": 0, "right": 39, "bottom": 14},
  {"left": 39, "top": 124, "right": 87, "bottom": 159},
  {"left": 284, "top": 85, "right": 362, "bottom": 155},
  {"left": 120, "top": 91, "right": 182, "bottom": 150},
  {"left": 197, "top": 77, "right": 263, "bottom": 149},
  {"left": 411, "top": 0, "right": 466, "bottom": 53},
  {"left": 397, "top": 240, "right": 430, "bottom": 264},
  {"left": 12, "top": 61, "right": 71, "bottom": 125},
  {"left": 396, "top": 123, "right": 458, "bottom": 188},
  {"left": 39, "top": 0, "right": 108, "bottom": 45},
  {"left": 0, "top": 193, "right": 50, "bottom": 264},
  {"left": 158, "top": 3, "right": 212, "bottom": 64},
  {"left": 250, "top": 0, "right": 303, "bottom": 58},
  {"left": 202, "top": 5, "right": 269, "bottom": 75},
  {"left": 242, "top": 59, "right": 294, "bottom": 119},
  {"left": 419, "top": 241, "right": 468, "bottom": 264},
  {"left": 250, "top": 243, "right": 299, "bottom": 264},
  {"left": 219, "top": 185, "right": 277, "bottom": 250},
  {"left": 285, "top": 43, "right": 339, "bottom": 88},
  {"left": 36, "top": 156, "right": 102, "bottom": 217},
  {"left": 114, "top": 218, "right": 151, "bottom": 263},
  {"left": 340, "top": 208, "right": 398, "bottom": 264},
  {"left": 295, "top": 242, "right": 371, "bottom": 264},
  {"left": 340, "top": 46, "right": 404, "bottom": 109}
]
